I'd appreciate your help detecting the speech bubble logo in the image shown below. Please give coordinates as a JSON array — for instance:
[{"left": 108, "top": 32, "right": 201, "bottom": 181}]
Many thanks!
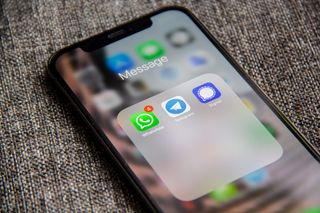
[
  {"left": 130, "top": 112, "right": 159, "bottom": 132},
  {"left": 198, "top": 86, "right": 216, "bottom": 101},
  {"left": 136, "top": 113, "right": 154, "bottom": 129},
  {"left": 192, "top": 82, "right": 221, "bottom": 103}
]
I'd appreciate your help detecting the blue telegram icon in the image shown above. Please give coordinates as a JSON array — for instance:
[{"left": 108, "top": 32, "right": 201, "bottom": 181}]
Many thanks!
[{"left": 161, "top": 96, "right": 191, "bottom": 117}]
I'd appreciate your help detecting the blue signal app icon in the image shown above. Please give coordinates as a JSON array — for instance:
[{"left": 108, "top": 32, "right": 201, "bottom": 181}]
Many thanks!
[
  {"left": 193, "top": 82, "right": 221, "bottom": 103},
  {"left": 161, "top": 96, "right": 191, "bottom": 117},
  {"left": 106, "top": 53, "right": 134, "bottom": 73}
]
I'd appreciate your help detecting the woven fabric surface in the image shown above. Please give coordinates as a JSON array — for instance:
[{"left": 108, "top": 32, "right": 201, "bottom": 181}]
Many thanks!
[{"left": 1, "top": 0, "right": 319, "bottom": 212}]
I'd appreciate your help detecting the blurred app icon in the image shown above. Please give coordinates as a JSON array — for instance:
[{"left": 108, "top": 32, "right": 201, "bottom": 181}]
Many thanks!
[
  {"left": 181, "top": 201, "right": 196, "bottom": 211},
  {"left": 161, "top": 96, "right": 191, "bottom": 117},
  {"left": 125, "top": 80, "right": 150, "bottom": 97},
  {"left": 241, "top": 98, "right": 255, "bottom": 112},
  {"left": 189, "top": 51, "right": 209, "bottom": 67},
  {"left": 75, "top": 65, "right": 105, "bottom": 93},
  {"left": 160, "top": 66, "right": 179, "bottom": 80},
  {"left": 243, "top": 169, "right": 268, "bottom": 187},
  {"left": 93, "top": 90, "right": 123, "bottom": 112},
  {"left": 130, "top": 111, "right": 159, "bottom": 132},
  {"left": 136, "top": 40, "right": 165, "bottom": 61},
  {"left": 262, "top": 122, "right": 277, "bottom": 137},
  {"left": 302, "top": 207, "right": 320, "bottom": 213},
  {"left": 166, "top": 28, "right": 194, "bottom": 47},
  {"left": 209, "top": 183, "right": 239, "bottom": 203},
  {"left": 222, "top": 77, "right": 231, "bottom": 84},
  {"left": 193, "top": 82, "right": 221, "bottom": 103},
  {"left": 106, "top": 53, "right": 134, "bottom": 73}
]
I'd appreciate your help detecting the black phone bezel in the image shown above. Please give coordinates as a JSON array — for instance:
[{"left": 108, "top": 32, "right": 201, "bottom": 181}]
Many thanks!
[{"left": 47, "top": 6, "right": 320, "bottom": 212}]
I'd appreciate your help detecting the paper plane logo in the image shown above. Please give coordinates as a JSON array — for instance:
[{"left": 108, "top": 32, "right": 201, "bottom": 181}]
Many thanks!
[
  {"left": 171, "top": 102, "right": 182, "bottom": 111},
  {"left": 162, "top": 96, "right": 191, "bottom": 117}
]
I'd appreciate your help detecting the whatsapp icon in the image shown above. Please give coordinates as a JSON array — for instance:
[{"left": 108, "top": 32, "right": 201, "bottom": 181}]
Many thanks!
[{"left": 130, "top": 112, "right": 159, "bottom": 132}]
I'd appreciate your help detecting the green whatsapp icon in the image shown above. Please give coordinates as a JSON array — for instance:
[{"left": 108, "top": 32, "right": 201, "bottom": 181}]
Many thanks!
[{"left": 130, "top": 112, "right": 159, "bottom": 132}]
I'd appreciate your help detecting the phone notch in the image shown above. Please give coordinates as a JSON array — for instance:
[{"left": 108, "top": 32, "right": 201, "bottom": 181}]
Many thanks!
[{"left": 80, "top": 17, "right": 153, "bottom": 52}]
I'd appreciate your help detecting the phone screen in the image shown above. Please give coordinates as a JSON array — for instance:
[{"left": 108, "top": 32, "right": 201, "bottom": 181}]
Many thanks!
[{"left": 54, "top": 9, "right": 320, "bottom": 212}]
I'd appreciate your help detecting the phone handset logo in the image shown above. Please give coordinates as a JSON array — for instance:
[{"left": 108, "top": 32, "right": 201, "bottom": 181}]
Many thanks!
[
  {"left": 131, "top": 111, "right": 159, "bottom": 132},
  {"left": 136, "top": 113, "right": 154, "bottom": 130}
]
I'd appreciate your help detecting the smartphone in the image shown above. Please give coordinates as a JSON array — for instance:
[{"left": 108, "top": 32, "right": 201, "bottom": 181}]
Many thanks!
[{"left": 48, "top": 6, "right": 320, "bottom": 213}]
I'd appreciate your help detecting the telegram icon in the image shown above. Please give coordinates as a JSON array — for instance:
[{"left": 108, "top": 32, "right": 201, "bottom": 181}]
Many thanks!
[{"left": 161, "top": 96, "right": 191, "bottom": 117}]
